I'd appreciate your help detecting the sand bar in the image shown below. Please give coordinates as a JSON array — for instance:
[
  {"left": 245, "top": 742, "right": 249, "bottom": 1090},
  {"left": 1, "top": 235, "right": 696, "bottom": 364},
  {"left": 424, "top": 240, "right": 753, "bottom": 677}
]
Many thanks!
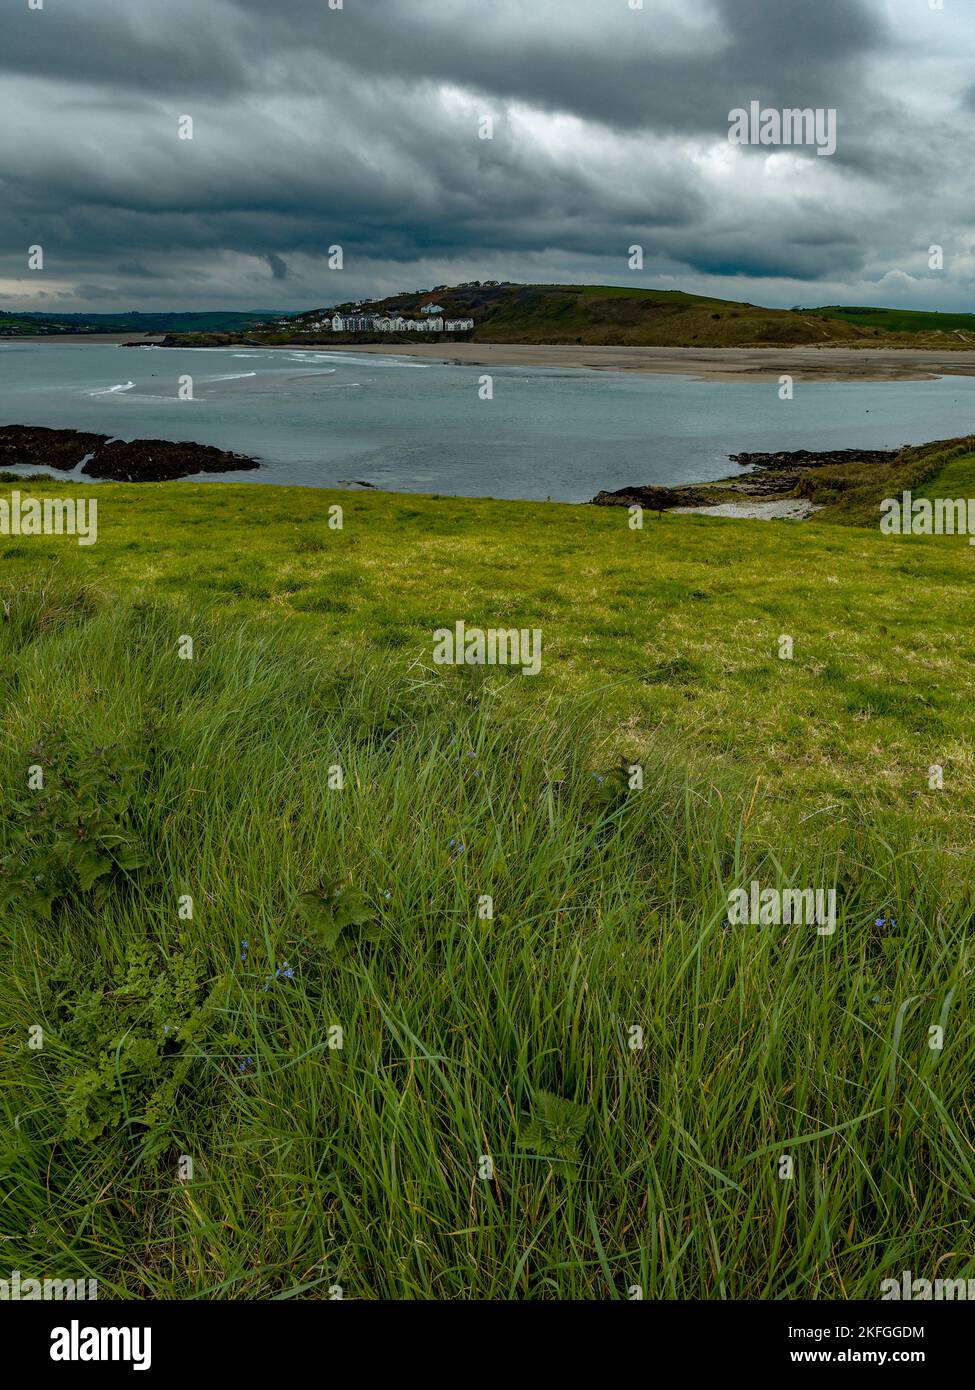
[{"left": 310, "top": 342, "right": 975, "bottom": 383}]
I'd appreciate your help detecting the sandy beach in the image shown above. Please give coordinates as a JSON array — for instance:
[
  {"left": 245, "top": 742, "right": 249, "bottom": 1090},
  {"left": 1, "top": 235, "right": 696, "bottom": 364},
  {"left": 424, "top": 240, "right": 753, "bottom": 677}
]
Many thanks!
[{"left": 309, "top": 342, "right": 975, "bottom": 383}]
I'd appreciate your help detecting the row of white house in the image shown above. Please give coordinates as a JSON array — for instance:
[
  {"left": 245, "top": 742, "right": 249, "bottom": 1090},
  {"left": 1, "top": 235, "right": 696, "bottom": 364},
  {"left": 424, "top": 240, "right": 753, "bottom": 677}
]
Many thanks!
[{"left": 323, "top": 312, "right": 475, "bottom": 334}]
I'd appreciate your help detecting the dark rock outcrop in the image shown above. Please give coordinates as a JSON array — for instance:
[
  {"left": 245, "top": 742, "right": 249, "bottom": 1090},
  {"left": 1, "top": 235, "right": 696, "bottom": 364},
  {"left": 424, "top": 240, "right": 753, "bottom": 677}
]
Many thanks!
[
  {"left": 0, "top": 425, "right": 259, "bottom": 481},
  {"left": 591, "top": 484, "right": 688, "bottom": 511},
  {"left": 729, "top": 447, "right": 898, "bottom": 471},
  {"left": 592, "top": 447, "right": 902, "bottom": 507},
  {"left": 0, "top": 425, "right": 106, "bottom": 472}
]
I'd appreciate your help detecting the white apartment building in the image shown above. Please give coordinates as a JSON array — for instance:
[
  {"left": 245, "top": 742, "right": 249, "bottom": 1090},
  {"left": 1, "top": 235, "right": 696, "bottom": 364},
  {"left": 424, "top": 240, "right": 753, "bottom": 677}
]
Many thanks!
[{"left": 328, "top": 311, "right": 470, "bottom": 334}]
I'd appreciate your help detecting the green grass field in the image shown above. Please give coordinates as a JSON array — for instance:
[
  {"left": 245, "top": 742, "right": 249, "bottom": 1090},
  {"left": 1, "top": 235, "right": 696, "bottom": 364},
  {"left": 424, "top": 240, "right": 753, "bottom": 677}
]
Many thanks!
[
  {"left": 813, "top": 305, "right": 975, "bottom": 341},
  {"left": 1, "top": 446, "right": 974, "bottom": 1299}
]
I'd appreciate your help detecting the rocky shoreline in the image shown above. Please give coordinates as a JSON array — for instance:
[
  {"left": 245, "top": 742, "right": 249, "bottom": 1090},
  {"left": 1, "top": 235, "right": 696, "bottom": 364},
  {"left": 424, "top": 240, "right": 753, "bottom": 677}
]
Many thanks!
[
  {"left": 0, "top": 425, "right": 259, "bottom": 482},
  {"left": 591, "top": 446, "right": 900, "bottom": 514}
]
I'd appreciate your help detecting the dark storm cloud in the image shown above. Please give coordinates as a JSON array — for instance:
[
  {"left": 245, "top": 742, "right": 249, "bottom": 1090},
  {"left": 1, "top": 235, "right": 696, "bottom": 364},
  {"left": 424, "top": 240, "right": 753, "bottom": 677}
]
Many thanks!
[{"left": 1, "top": 0, "right": 971, "bottom": 311}]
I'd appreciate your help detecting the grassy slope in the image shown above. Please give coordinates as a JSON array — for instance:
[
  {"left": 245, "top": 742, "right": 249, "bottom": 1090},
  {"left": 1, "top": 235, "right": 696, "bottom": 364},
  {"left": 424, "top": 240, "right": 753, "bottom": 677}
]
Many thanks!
[
  {"left": 1, "top": 453, "right": 974, "bottom": 1299},
  {"left": 358, "top": 283, "right": 865, "bottom": 347},
  {"left": 1, "top": 471, "right": 973, "bottom": 828},
  {"left": 814, "top": 305, "right": 975, "bottom": 341}
]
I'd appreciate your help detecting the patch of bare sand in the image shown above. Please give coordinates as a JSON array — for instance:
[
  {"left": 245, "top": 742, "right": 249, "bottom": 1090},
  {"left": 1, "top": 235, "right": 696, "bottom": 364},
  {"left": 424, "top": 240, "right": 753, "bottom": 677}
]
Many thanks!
[{"left": 672, "top": 498, "right": 822, "bottom": 520}]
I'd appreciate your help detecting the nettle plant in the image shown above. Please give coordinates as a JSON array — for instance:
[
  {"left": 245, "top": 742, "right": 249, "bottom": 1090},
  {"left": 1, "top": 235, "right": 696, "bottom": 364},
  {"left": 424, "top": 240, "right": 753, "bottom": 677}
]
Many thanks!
[
  {"left": 295, "top": 880, "right": 379, "bottom": 957},
  {"left": 518, "top": 1090, "right": 590, "bottom": 1164},
  {"left": 0, "top": 736, "right": 148, "bottom": 919}
]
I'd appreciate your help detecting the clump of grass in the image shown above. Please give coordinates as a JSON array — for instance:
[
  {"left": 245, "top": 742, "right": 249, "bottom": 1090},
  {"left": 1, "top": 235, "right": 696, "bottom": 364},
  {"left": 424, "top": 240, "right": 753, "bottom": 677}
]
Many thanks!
[{"left": 0, "top": 584, "right": 972, "bottom": 1299}]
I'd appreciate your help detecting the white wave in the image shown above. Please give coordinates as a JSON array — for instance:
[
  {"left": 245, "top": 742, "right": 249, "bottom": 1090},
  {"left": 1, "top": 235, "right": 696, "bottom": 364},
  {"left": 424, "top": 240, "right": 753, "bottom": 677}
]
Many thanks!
[{"left": 87, "top": 380, "right": 135, "bottom": 396}]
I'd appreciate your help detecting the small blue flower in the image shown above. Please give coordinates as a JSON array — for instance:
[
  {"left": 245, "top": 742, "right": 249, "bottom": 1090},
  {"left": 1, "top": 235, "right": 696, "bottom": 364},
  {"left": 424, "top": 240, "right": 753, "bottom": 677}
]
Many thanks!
[
  {"left": 384, "top": 890, "right": 392, "bottom": 900},
  {"left": 275, "top": 961, "right": 294, "bottom": 980},
  {"left": 593, "top": 773, "right": 605, "bottom": 784}
]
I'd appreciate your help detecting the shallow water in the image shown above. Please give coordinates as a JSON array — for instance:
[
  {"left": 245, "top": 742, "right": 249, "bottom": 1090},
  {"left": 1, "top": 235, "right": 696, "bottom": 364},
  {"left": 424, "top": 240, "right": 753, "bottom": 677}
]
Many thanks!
[{"left": 1, "top": 341, "right": 973, "bottom": 501}]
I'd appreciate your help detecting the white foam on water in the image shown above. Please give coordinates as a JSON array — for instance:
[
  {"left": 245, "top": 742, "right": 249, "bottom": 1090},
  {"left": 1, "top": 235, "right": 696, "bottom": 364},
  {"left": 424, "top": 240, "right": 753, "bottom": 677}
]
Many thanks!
[{"left": 86, "top": 380, "right": 135, "bottom": 396}]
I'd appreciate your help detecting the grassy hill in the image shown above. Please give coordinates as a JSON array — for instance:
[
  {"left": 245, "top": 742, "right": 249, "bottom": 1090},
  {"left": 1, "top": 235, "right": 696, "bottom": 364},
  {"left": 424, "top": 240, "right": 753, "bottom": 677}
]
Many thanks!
[
  {"left": 1, "top": 441, "right": 973, "bottom": 1298},
  {"left": 353, "top": 282, "right": 869, "bottom": 347},
  {"left": 162, "top": 283, "right": 975, "bottom": 350}
]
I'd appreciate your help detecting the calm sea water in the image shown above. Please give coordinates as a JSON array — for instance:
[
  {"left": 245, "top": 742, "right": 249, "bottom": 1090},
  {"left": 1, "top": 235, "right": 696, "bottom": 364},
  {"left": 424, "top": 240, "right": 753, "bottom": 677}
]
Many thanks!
[{"left": 1, "top": 341, "right": 973, "bottom": 501}]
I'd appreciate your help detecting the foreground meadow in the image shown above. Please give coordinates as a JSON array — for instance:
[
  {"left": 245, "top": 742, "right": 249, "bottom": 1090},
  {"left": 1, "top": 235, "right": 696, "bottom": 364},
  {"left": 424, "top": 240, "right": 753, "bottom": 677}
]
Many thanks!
[{"left": 0, "top": 462, "right": 973, "bottom": 1298}]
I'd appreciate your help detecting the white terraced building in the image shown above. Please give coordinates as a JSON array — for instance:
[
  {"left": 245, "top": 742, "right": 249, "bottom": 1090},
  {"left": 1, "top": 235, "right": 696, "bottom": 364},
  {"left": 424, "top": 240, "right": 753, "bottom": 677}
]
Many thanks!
[{"left": 328, "top": 312, "right": 473, "bottom": 333}]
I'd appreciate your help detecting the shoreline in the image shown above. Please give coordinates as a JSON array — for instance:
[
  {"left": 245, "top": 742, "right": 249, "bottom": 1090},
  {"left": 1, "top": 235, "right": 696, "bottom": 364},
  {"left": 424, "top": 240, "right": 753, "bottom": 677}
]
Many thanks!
[{"left": 9, "top": 336, "right": 975, "bottom": 382}]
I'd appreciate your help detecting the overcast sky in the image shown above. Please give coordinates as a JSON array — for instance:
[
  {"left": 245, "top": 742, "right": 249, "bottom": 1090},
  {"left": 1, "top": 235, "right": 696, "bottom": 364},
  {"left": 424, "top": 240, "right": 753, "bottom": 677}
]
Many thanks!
[{"left": 2, "top": 0, "right": 973, "bottom": 314}]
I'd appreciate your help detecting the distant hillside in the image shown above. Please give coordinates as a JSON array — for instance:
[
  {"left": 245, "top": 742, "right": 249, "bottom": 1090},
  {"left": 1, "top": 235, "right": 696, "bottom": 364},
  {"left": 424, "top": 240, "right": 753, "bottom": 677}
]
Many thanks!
[
  {"left": 0, "top": 309, "right": 286, "bottom": 337},
  {"left": 325, "top": 282, "right": 872, "bottom": 348}
]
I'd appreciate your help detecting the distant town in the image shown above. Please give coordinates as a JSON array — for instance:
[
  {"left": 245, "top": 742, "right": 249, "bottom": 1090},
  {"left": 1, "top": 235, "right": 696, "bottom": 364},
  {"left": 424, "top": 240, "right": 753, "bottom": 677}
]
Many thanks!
[{"left": 301, "top": 304, "right": 475, "bottom": 335}]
